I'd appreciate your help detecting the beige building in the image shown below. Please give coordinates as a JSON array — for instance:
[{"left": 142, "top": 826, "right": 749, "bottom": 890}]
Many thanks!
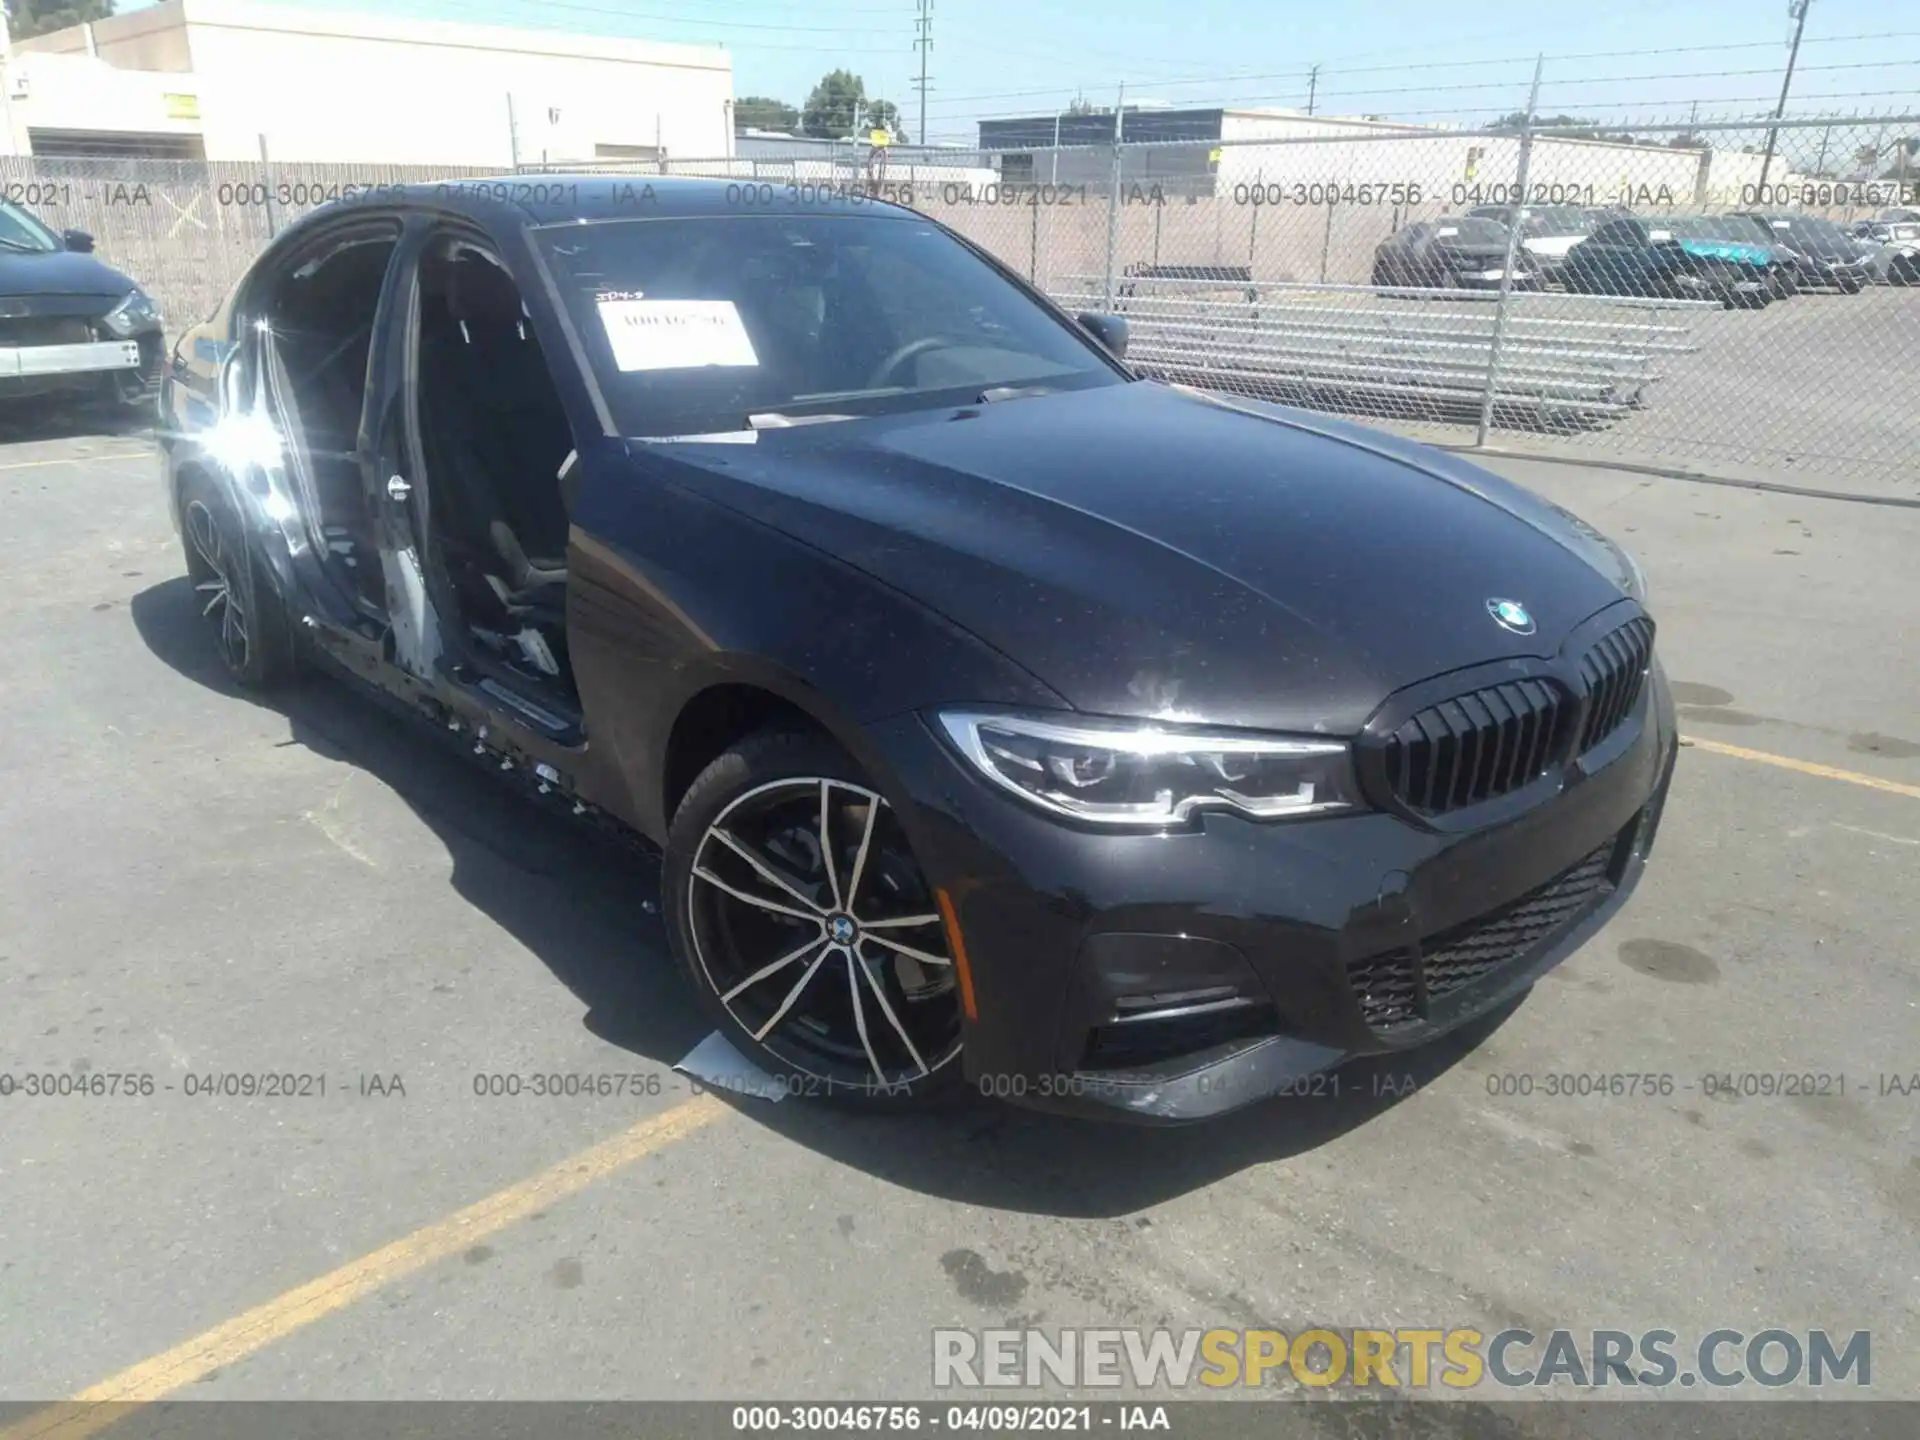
[{"left": 2, "top": 0, "right": 735, "bottom": 164}]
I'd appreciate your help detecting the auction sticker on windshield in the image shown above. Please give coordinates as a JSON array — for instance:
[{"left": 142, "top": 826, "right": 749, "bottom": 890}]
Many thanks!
[{"left": 598, "top": 298, "right": 759, "bottom": 371}]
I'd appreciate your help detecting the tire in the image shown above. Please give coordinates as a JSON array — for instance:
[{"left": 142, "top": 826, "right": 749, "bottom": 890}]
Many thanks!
[
  {"left": 663, "top": 727, "right": 966, "bottom": 1109},
  {"left": 1837, "top": 275, "right": 1864, "bottom": 295},
  {"left": 178, "top": 469, "right": 297, "bottom": 689}
]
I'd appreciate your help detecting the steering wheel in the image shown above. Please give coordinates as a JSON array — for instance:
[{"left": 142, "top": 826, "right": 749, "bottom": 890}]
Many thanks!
[{"left": 864, "top": 335, "right": 964, "bottom": 390}]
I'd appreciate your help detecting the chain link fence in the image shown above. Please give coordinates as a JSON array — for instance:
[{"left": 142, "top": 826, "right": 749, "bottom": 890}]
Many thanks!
[
  {"left": 0, "top": 156, "right": 498, "bottom": 334},
  {"left": 651, "top": 112, "right": 1920, "bottom": 487},
  {"left": 3, "top": 111, "right": 1915, "bottom": 487}
]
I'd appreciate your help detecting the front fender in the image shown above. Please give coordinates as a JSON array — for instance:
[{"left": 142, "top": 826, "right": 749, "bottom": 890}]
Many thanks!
[{"left": 566, "top": 452, "right": 1067, "bottom": 843}]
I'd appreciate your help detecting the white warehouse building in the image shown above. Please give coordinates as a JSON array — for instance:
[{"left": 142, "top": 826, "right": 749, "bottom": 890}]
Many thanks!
[
  {"left": 982, "top": 108, "right": 1788, "bottom": 212},
  {"left": 1, "top": 0, "right": 736, "bottom": 165}
]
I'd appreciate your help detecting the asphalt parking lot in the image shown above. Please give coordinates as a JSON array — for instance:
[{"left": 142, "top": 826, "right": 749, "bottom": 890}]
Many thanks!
[
  {"left": 1529, "top": 283, "right": 1920, "bottom": 488},
  {"left": 1, "top": 418, "right": 1916, "bottom": 1421}
]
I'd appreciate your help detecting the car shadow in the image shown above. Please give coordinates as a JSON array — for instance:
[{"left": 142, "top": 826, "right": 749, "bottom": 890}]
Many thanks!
[
  {"left": 131, "top": 573, "right": 1521, "bottom": 1218},
  {"left": 0, "top": 399, "right": 152, "bottom": 445}
]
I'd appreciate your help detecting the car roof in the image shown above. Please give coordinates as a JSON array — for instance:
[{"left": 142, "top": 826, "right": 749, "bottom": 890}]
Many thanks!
[{"left": 353, "top": 174, "right": 925, "bottom": 227}]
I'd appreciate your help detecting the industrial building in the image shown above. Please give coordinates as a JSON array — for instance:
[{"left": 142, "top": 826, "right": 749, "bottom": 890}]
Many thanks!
[
  {"left": 979, "top": 107, "right": 1783, "bottom": 210},
  {"left": 1, "top": 0, "right": 735, "bottom": 164}
]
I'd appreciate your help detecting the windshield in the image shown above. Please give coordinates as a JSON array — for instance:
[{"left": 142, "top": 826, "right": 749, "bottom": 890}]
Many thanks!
[
  {"left": 1760, "top": 214, "right": 1850, "bottom": 250},
  {"left": 0, "top": 201, "right": 62, "bottom": 253},
  {"left": 1518, "top": 206, "right": 1593, "bottom": 236},
  {"left": 532, "top": 213, "right": 1126, "bottom": 437},
  {"left": 1428, "top": 218, "right": 1510, "bottom": 246}
]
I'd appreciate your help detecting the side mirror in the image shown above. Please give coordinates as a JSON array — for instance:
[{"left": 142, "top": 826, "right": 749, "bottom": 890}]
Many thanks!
[
  {"left": 1076, "top": 311, "right": 1129, "bottom": 358},
  {"left": 62, "top": 228, "right": 95, "bottom": 253}
]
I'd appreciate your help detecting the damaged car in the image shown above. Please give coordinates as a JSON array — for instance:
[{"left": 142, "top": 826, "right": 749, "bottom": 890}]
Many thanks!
[
  {"left": 0, "top": 200, "right": 163, "bottom": 409},
  {"left": 159, "top": 179, "right": 1675, "bottom": 1122}
]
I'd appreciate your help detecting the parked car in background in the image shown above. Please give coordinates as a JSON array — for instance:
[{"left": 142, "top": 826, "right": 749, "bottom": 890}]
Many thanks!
[
  {"left": 1371, "top": 216, "right": 1543, "bottom": 292},
  {"left": 1728, "top": 212, "right": 1871, "bottom": 294},
  {"left": 0, "top": 200, "right": 163, "bottom": 409},
  {"left": 1465, "top": 204, "right": 1594, "bottom": 281},
  {"left": 1560, "top": 214, "right": 1779, "bottom": 308},
  {"left": 1848, "top": 219, "right": 1920, "bottom": 284}
]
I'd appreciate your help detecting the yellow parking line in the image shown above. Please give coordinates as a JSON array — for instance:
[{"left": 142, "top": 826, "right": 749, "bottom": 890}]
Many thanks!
[
  {"left": 1684, "top": 736, "right": 1920, "bottom": 801},
  {"left": 0, "top": 1095, "right": 730, "bottom": 1440},
  {"left": 0, "top": 452, "right": 151, "bottom": 473}
]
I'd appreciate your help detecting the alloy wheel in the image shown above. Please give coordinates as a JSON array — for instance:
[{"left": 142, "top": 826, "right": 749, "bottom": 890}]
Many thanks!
[
  {"left": 685, "top": 776, "right": 962, "bottom": 1093},
  {"left": 184, "top": 497, "right": 251, "bottom": 673}
]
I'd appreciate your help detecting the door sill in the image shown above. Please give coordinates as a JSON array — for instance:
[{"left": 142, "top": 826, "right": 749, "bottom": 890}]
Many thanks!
[{"left": 444, "top": 656, "right": 584, "bottom": 746}]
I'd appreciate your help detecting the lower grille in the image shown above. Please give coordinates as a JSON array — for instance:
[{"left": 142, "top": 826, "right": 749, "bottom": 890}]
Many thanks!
[
  {"left": 1346, "top": 952, "right": 1421, "bottom": 1031},
  {"left": 1422, "top": 842, "right": 1613, "bottom": 1000},
  {"left": 1348, "top": 837, "right": 1618, "bottom": 1031}
]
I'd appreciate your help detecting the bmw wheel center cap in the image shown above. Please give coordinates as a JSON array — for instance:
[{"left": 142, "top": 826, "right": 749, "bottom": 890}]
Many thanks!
[{"left": 1487, "top": 598, "right": 1536, "bottom": 635}]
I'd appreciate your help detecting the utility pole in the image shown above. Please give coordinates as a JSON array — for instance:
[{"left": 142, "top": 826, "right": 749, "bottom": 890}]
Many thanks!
[
  {"left": 1477, "top": 55, "right": 1543, "bottom": 450},
  {"left": 1757, "top": 0, "right": 1811, "bottom": 192},
  {"left": 1103, "top": 82, "right": 1125, "bottom": 307},
  {"left": 912, "top": 0, "right": 932, "bottom": 148},
  {"left": 1306, "top": 64, "right": 1320, "bottom": 116}
]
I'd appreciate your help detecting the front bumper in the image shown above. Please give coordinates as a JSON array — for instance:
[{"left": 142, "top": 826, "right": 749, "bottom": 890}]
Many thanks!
[
  {"left": 1794, "top": 257, "right": 1872, "bottom": 288},
  {"left": 0, "top": 339, "right": 141, "bottom": 378},
  {"left": 0, "top": 324, "right": 163, "bottom": 402},
  {"left": 871, "top": 661, "right": 1678, "bottom": 1123}
]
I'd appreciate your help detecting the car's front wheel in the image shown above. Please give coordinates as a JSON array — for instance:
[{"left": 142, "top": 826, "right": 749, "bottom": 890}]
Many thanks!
[
  {"left": 178, "top": 470, "right": 296, "bottom": 689},
  {"left": 663, "top": 728, "right": 966, "bottom": 1107}
]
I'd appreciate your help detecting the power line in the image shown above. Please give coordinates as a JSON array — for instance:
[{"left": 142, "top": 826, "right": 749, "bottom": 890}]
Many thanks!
[{"left": 905, "top": 29, "right": 1920, "bottom": 115}]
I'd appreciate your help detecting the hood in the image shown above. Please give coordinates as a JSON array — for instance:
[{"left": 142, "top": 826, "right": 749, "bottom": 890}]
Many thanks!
[
  {"left": 0, "top": 247, "right": 137, "bottom": 299},
  {"left": 1675, "top": 238, "right": 1774, "bottom": 266},
  {"left": 631, "top": 383, "right": 1632, "bottom": 734}
]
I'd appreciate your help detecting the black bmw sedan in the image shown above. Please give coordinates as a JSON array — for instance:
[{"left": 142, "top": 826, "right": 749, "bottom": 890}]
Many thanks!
[{"left": 159, "top": 178, "right": 1675, "bottom": 1122}]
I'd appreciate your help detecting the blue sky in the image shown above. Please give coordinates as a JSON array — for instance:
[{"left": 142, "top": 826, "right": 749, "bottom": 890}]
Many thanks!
[{"left": 132, "top": 0, "right": 1919, "bottom": 142}]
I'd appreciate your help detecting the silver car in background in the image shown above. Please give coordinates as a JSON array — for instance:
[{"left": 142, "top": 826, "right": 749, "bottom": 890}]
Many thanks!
[{"left": 1849, "top": 219, "right": 1920, "bottom": 285}]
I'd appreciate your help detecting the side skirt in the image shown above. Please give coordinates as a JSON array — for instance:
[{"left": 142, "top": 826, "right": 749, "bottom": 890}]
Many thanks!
[{"left": 293, "top": 617, "right": 654, "bottom": 859}]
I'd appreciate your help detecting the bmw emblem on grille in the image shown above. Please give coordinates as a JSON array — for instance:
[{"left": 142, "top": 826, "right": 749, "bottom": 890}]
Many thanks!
[{"left": 1486, "top": 598, "right": 1536, "bottom": 635}]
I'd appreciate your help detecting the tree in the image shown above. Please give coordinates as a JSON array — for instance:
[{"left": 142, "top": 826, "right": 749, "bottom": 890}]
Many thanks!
[
  {"left": 1066, "top": 94, "right": 1106, "bottom": 116},
  {"left": 734, "top": 95, "right": 799, "bottom": 133},
  {"left": 862, "top": 98, "right": 906, "bottom": 142},
  {"left": 1489, "top": 111, "right": 1587, "bottom": 132},
  {"left": 801, "top": 69, "right": 866, "bottom": 139},
  {"left": 6, "top": 0, "right": 113, "bottom": 39}
]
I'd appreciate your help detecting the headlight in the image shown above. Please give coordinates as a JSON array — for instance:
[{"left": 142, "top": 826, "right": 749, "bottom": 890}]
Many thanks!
[
  {"left": 936, "top": 710, "right": 1361, "bottom": 828},
  {"left": 101, "top": 288, "right": 161, "bottom": 338}
]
